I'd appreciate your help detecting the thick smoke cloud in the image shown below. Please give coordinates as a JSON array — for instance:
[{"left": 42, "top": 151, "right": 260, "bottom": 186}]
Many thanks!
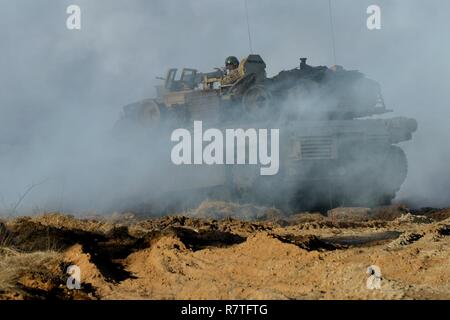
[{"left": 0, "top": 0, "right": 449, "bottom": 214}]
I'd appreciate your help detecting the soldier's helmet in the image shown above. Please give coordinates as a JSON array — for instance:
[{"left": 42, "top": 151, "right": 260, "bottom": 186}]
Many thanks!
[{"left": 225, "top": 56, "right": 239, "bottom": 70}]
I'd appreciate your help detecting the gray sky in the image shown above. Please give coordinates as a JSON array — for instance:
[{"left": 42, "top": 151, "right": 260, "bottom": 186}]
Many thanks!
[{"left": 0, "top": 0, "right": 449, "bottom": 211}]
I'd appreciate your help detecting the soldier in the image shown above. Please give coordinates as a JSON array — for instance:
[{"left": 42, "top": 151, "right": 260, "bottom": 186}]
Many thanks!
[{"left": 222, "top": 56, "right": 242, "bottom": 85}]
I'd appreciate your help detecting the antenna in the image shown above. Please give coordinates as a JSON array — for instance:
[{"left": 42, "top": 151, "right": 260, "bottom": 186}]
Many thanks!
[
  {"left": 244, "top": 0, "right": 254, "bottom": 53},
  {"left": 328, "top": 0, "right": 337, "bottom": 65}
]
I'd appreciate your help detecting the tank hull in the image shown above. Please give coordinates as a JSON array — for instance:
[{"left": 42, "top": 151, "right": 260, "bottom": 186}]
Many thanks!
[
  {"left": 113, "top": 117, "right": 416, "bottom": 212},
  {"left": 113, "top": 56, "right": 418, "bottom": 212}
]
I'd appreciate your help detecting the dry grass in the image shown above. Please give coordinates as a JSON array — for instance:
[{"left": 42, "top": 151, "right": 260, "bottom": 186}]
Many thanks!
[
  {"left": 30, "top": 212, "right": 114, "bottom": 234},
  {"left": 0, "top": 248, "right": 62, "bottom": 294}
]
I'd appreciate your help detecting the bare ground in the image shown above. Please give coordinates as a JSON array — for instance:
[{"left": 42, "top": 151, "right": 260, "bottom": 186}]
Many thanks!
[{"left": 0, "top": 201, "right": 449, "bottom": 300}]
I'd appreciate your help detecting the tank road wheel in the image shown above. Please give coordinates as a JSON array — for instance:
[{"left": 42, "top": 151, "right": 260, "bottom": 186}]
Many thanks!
[
  {"left": 242, "top": 85, "right": 274, "bottom": 121},
  {"left": 342, "top": 145, "right": 408, "bottom": 207},
  {"left": 368, "top": 146, "right": 408, "bottom": 206},
  {"left": 380, "top": 145, "right": 408, "bottom": 193},
  {"left": 137, "top": 99, "right": 162, "bottom": 128},
  {"left": 113, "top": 99, "right": 164, "bottom": 140}
]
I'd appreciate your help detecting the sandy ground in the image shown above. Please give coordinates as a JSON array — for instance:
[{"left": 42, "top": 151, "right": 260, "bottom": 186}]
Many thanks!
[{"left": 0, "top": 202, "right": 449, "bottom": 300}]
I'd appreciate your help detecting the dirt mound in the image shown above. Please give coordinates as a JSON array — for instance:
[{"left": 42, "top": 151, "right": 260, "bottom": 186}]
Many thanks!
[
  {"left": 273, "top": 234, "right": 340, "bottom": 251},
  {"left": 138, "top": 226, "right": 246, "bottom": 251},
  {"left": 131, "top": 215, "right": 272, "bottom": 238},
  {"left": 394, "top": 213, "right": 434, "bottom": 225},
  {"left": 327, "top": 207, "right": 371, "bottom": 221},
  {"left": 285, "top": 212, "right": 326, "bottom": 224},
  {"left": 0, "top": 205, "right": 449, "bottom": 300},
  {"left": 387, "top": 232, "right": 424, "bottom": 249},
  {"left": 435, "top": 223, "right": 450, "bottom": 237},
  {"left": 324, "top": 231, "right": 402, "bottom": 247},
  {"left": 371, "top": 204, "right": 410, "bottom": 221},
  {"left": 188, "top": 200, "right": 284, "bottom": 221},
  {"left": 412, "top": 208, "right": 450, "bottom": 222},
  {"left": 63, "top": 244, "right": 111, "bottom": 297}
]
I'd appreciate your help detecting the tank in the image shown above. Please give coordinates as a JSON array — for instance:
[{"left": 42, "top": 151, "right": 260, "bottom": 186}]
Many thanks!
[{"left": 114, "top": 55, "right": 418, "bottom": 211}]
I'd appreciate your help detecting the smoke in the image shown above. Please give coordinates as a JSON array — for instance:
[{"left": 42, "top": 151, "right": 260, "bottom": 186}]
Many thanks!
[{"left": 0, "top": 0, "right": 449, "bottom": 215}]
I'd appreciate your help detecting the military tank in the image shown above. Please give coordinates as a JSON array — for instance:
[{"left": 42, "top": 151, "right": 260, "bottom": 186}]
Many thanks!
[{"left": 115, "top": 55, "right": 417, "bottom": 211}]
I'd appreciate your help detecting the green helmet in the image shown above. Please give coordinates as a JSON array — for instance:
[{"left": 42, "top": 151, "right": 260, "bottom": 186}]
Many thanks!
[{"left": 225, "top": 56, "right": 239, "bottom": 68}]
